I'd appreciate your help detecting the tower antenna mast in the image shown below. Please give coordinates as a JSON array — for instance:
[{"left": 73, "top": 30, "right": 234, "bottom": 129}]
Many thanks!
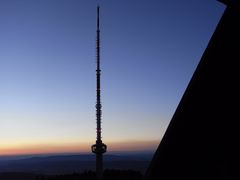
[{"left": 91, "top": 5, "right": 107, "bottom": 180}]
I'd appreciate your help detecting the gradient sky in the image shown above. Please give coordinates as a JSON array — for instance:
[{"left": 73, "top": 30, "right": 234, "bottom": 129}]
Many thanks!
[{"left": 0, "top": 0, "right": 225, "bottom": 155}]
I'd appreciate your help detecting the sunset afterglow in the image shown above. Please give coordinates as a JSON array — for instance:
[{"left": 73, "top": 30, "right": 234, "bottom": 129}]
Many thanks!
[
  {"left": 0, "top": 0, "right": 224, "bottom": 156},
  {"left": 0, "top": 140, "right": 159, "bottom": 156}
]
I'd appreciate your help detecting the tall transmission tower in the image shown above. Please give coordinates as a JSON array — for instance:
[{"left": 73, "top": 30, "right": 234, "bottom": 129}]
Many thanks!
[{"left": 91, "top": 6, "right": 107, "bottom": 180}]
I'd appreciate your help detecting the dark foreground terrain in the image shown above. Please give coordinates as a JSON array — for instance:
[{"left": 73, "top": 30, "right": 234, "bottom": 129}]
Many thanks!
[
  {"left": 0, "top": 154, "right": 149, "bottom": 179},
  {"left": 0, "top": 154, "right": 151, "bottom": 174},
  {"left": 0, "top": 169, "right": 143, "bottom": 180}
]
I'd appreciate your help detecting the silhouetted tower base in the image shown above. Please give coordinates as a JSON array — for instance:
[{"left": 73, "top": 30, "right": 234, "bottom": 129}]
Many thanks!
[
  {"left": 92, "top": 141, "right": 107, "bottom": 179},
  {"left": 91, "top": 6, "right": 107, "bottom": 180}
]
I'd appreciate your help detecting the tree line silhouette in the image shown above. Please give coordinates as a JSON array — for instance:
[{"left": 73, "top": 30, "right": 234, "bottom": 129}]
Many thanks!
[{"left": 37, "top": 169, "right": 143, "bottom": 180}]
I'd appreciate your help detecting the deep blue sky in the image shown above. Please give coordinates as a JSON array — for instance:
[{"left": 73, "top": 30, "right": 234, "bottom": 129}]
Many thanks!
[{"left": 0, "top": 0, "right": 225, "bottom": 155}]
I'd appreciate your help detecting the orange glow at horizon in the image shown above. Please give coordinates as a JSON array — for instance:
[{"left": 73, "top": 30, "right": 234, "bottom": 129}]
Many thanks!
[
  {"left": 0, "top": 140, "right": 159, "bottom": 156},
  {"left": 0, "top": 143, "right": 90, "bottom": 156}
]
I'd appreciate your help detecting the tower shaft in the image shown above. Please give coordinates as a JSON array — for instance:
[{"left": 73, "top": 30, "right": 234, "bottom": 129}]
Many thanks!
[
  {"left": 91, "top": 6, "right": 107, "bottom": 180},
  {"left": 96, "top": 5, "right": 101, "bottom": 143}
]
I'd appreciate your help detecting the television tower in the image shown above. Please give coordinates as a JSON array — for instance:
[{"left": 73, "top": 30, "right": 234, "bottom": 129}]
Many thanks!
[{"left": 91, "top": 6, "right": 107, "bottom": 179}]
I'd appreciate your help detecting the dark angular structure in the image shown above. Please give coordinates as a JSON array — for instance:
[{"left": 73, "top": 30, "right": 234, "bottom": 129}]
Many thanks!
[{"left": 145, "top": 0, "right": 239, "bottom": 179}]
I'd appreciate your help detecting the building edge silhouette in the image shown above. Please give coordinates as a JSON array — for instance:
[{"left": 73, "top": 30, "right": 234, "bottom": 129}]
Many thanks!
[{"left": 145, "top": 0, "right": 239, "bottom": 179}]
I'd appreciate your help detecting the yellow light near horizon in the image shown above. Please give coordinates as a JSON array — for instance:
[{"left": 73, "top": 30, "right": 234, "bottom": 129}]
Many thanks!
[
  {"left": 107, "top": 140, "right": 159, "bottom": 152},
  {"left": 0, "top": 140, "right": 160, "bottom": 156},
  {"left": 0, "top": 142, "right": 90, "bottom": 156}
]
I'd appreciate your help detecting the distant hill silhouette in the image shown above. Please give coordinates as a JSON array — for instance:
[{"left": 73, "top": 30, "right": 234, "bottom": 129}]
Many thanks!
[
  {"left": 0, "top": 154, "right": 151, "bottom": 175},
  {"left": 146, "top": 0, "right": 240, "bottom": 179}
]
